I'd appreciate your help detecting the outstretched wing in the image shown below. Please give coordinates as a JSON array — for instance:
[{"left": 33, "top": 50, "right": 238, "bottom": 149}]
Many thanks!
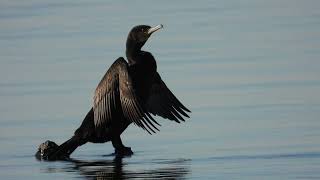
[
  {"left": 93, "top": 57, "right": 159, "bottom": 134},
  {"left": 145, "top": 73, "right": 191, "bottom": 123}
]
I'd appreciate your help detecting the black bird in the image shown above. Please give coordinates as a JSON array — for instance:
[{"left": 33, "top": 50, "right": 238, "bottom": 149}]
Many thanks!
[{"left": 49, "top": 24, "right": 191, "bottom": 159}]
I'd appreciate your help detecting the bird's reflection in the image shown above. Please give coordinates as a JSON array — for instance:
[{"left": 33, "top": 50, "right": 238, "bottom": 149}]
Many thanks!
[{"left": 42, "top": 155, "right": 190, "bottom": 179}]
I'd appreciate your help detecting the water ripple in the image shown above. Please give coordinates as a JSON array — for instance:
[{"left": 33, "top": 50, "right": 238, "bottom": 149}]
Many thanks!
[{"left": 207, "top": 152, "right": 320, "bottom": 161}]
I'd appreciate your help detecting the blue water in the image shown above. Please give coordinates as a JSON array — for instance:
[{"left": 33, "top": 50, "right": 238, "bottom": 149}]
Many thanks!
[{"left": 1, "top": 0, "right": 320, "bottom": 179}]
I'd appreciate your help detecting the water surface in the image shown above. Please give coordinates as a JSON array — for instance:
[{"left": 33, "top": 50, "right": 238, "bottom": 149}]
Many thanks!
[{"left": 1, "top": 0, "right": 320, "bottom": 179}]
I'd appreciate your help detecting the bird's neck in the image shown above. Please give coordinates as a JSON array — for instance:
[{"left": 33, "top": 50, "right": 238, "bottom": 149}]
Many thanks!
[
  {"left": 126, "top": 38, "right": 146, "bottom": 65},
  {"left": 126, "top": 48, "right": 141, "bottom": 65}
]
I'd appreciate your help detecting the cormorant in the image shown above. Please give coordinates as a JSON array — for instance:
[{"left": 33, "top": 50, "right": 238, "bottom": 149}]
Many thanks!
[{"left": 47, "top": 24, "right": 191, "bottom": 159}]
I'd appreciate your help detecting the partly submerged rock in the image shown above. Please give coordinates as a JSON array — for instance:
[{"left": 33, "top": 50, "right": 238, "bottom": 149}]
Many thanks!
[{"left": 35, "top": 140, "right": 61, "bottom": 160}]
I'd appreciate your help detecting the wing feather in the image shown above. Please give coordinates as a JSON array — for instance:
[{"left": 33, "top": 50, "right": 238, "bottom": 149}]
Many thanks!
[
  {"left": 146, "top": 73, "right": 191, "bottom": 123},
  {"left": 93, "top": 57, "right": 159, "bottom": 133}
]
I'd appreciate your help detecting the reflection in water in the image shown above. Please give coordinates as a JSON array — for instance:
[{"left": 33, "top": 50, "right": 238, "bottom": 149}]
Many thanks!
[{"left": 43, "top": 156, "right": 190, "bottom": 179}]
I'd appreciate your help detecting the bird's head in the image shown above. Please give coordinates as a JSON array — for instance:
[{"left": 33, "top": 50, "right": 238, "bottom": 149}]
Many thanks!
[{"left": 126, "top": 24, "right": 163, "bottom": 52}]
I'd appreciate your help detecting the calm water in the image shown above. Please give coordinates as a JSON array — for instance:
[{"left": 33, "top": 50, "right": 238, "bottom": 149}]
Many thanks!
[{"left": 1, "top": 0, "right": 320, "bottom": 179}]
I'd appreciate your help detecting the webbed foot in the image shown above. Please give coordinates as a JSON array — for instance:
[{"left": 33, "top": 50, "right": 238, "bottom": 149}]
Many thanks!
[{"left": 114, "top": 147, "right": 133, "bottom": 157}]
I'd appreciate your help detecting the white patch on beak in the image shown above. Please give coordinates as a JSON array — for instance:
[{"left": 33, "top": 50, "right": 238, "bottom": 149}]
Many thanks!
[{"left": 147, "top": 24, "right": 163, "bottom": 34}]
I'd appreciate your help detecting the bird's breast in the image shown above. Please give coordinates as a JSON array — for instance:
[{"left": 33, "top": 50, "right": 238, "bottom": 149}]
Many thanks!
[{"left": 129, "top": 67, "right": 154, "bottom": 101}]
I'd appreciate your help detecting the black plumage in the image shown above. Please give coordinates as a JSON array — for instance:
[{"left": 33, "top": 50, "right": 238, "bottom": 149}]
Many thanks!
[{"left": 50, "top": 24, "right": 190, "bottom": 158}]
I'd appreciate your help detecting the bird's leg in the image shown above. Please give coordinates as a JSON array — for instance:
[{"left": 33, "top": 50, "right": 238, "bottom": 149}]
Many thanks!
[{"left": 111, "top": 136, "right": 133, "bottom": 156}]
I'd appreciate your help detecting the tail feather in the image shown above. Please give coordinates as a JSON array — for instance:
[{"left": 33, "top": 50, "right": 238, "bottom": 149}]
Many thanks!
[{"left": 51, "top": 136, "right": 86, "bottom": 160}]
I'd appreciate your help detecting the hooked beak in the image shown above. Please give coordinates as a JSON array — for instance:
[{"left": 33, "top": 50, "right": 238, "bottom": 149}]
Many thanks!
[{"left": 147, "top": 24, "right": 163, "bottom": 35}]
